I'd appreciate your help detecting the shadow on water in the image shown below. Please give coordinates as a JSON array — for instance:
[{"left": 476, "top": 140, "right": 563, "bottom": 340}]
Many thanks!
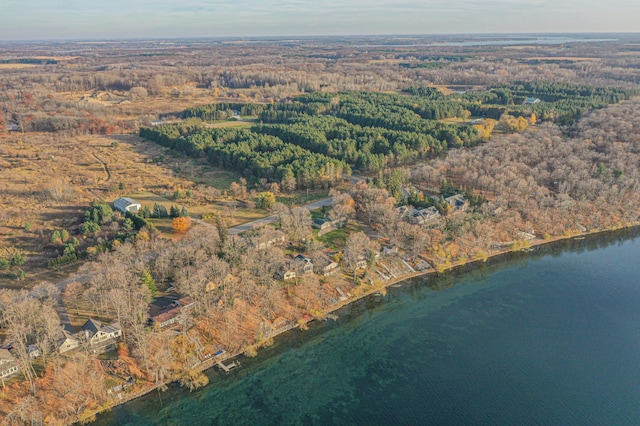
[{"left": 94, "top": 226, "right": 640, "bottom": 425}]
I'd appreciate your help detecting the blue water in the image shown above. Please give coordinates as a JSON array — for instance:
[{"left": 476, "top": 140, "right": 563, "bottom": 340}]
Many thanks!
[{"left": 96, "top": 230, "right": 640, "bottom": 425}]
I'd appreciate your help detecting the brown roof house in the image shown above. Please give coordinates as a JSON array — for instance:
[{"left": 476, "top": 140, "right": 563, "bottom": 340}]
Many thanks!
[{"left": 149, "top": 296, "right": 194, "bottom": 329}]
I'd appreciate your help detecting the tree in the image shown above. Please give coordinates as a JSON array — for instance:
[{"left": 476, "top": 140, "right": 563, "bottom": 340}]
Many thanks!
[
  {"left": 80, "top": 221, "right": 101, "bottom": 235},
  {"left": 270, "top": 202, "right": 289, "bottom": 228},
  {"left": 342, "top": 232, "right": 374, "bottom": 284},
  {"left": 141, "top": 270, "right": 158, "bottom": 296},
  {"left": 64, "top": 281, "right": 84, "bottom": 315},
  {"left": 11, "top": 253, "right": 25, "bottom": 267},
  {"left": 152, "top": 203, "right": 168, "bottom": 218},
  {"left": 256, "top": 191, "right": 276, "bottom": 210},
  {"left": 172, "top": 216, "right": 192, "bottom": 232},
  {"left": 281, "top": 207, "right": 312, "bottom": 244},
  {"left": 169, "top": 205, "right": 181, "bottom": 218}
]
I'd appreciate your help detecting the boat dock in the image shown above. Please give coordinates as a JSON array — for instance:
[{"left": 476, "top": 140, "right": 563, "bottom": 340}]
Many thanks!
[{"left": 216, "top": 359, "right": 240, "bottom": 373}]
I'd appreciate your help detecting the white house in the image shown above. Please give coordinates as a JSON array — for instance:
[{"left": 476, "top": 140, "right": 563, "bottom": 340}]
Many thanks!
[
  {"left": 113, "top": 197, "right": 141, "bottom": 214},
  {"left": 57, "top": 330, "right": 81, "bottom": 354},
  {"left": 0, "top": 349, "right": 19, "bottom": 379},
  {"left": 82, "top": 319, "right": 122, "bottom": 345}
]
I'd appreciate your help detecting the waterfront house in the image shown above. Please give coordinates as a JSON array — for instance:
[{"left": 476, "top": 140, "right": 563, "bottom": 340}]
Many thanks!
[
  {"left": 294, "top": 254, "right": 314, "bottom": 275},
  {"left": 82, "top": 319, "right": 123, "bottom": 347},
  {"left": 276, "top": 260, "right": 297, "bottom": 281},
  {"left": 314, "top": 255, "right": 339, "bottom": 276}
]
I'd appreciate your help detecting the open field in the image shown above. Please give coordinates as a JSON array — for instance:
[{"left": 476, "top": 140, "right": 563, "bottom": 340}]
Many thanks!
[
  {"left": 0, "top": 131, "right": 245, "bottom": 286},
  {"left": 0, "top": 63, "right": 38, "bottom": 69},
  {"left": 527, "top": 56, "right": 601, "bottom": 61}
]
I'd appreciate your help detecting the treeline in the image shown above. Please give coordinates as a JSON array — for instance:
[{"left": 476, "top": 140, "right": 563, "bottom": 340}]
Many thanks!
[
  {"left": 140, "top": 126, "right": 350, "bottom": 188},
  {"left": 461, "top": 82, "right": 638, "bottom": 123},
  {"left": 182, "top": 103, "right": 266, "bottom": 120},
  {"left": 142, "top": 84, "right": 635, "bottom": 178}
]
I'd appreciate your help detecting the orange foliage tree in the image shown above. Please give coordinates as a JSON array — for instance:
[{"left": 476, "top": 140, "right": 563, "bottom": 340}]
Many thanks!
[{"left": 172, "top": 216, "right": 191, "bottom": 232}]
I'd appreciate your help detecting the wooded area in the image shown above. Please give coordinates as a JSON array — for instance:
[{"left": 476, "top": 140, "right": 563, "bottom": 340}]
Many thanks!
[{"left": 2, "top": 35, "right": 640, "bottom": 424}]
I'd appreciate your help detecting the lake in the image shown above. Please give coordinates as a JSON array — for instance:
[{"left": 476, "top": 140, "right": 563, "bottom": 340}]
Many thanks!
[{"left": 95, "top": 229, "right": 640, "bottom": 425}]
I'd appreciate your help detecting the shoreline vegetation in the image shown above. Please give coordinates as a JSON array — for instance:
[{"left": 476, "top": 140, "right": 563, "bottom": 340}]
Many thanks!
[{"left": 83, "top": 222, "right": 639, "bottom": 424}]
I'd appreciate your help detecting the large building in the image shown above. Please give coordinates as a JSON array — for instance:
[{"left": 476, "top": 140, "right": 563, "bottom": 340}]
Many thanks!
[{"left": 113, "top": 197, "right": 141, "bottom": 214}]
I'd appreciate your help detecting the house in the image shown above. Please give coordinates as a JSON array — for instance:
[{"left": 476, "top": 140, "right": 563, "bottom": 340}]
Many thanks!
[
  {"left": 355, "top": 256, "right": 368, "bottom": 270},
  {"left": 313, "top": 216, "right": 346, "bottom": 231},
  {"left": 150, "top": 308, "right": 182, "bottom": 329},
  {"left": 524, "top": 97, "right": 541, "bottom": 105},
  {"left": 0, "top": 349, "right": 19, "bottom": 379},
  {"left": 277, "top": 264, "right": 297, "bottom": 281},
  {"left": 113, "top": 197, "right": 141, "bottom": 214},
  {"left": 149, "top": 296, "right": 194, "bottom": 329},
  {"left": 313, "top": 218, "right": 333, "bottom": 230},
  {"left": 27, "top": 344, "right": 40, "bottom": 359},
  {"left": 276, "top": 260, "right": 297, "bottom": 281},
  {"left": 314, "top": 255, "right": 339, "bottom": 276},
  {"left": 445, "top": 194, "right": 467, "bottom": 212},
  {"left": 175, "top": 296, "right": 194, "bottom": 309},
  {"left": 396, "top": 205, "right": 414, "bottom": 221},
  {"left": 294, "top": 254, "right": 314, "bottom": 275},
  {"left": 381, "top": 245, "right": 398, "bottom": 256},
  {"left": 57, "top": 330, "right": 81, "bottom": 354},
  {"left": 150, "top": 120, "right": 164, "bottom": 126},
  {"left": 410, "top": 206, "right": 441, "bottom": 225},
  {"left": 82, "top": 319, "right": 122, "bottom": 346},
  {"left": 249, "top": 230, "right": 286, "bottom": 250}
]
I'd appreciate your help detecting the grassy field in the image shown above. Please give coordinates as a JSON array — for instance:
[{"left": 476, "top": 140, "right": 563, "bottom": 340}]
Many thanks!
[
  {"left": 315, "top": 222, "right": 362, "bottom": 250},
  {"left": 0, "top": 131, "right": 246, "bottom": 287}
]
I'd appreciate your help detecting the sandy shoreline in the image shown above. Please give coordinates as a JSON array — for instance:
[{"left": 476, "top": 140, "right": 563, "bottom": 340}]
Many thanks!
[{"left": 80, "top": 223, "right": 639, "bottom": 423}]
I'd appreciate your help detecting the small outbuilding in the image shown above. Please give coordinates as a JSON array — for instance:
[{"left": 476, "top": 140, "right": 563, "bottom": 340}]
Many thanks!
[{"left": 113, "top": 197, "right": 141, "bottom": 214}]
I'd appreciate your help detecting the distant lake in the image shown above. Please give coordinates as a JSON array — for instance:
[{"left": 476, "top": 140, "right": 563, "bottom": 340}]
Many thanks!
[
  {"left": 96, "top": 228, "right": 640, "bottom": 425},
  {"left": 357, "top": 36, "right": 618, "bottom": 48}
]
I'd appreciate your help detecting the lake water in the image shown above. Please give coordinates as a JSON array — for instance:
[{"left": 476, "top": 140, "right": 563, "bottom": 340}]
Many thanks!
[{"left": 95, "top": 229, "right": 640, "bottom": 425}]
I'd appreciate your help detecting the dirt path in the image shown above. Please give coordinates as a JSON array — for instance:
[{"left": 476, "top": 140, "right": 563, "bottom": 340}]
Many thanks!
[{"left": 93, "top": 153, "right": 111, "bottom": 182}]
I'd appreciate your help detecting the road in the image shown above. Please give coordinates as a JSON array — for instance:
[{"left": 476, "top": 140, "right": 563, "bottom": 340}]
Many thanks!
[
  {"left": 228, "top": 174, "right": 366, "bottom": 235},
  {"left": 51, "top": 173, "right": 369, "bottom": 328},
  {"left": 229, "top": 197, "right": 334, "bottom": 235}
]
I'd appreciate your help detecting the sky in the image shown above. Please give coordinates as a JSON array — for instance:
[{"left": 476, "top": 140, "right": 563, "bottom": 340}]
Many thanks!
[{"left": 0, "top": 0, "right": 639, "bottom": 40}]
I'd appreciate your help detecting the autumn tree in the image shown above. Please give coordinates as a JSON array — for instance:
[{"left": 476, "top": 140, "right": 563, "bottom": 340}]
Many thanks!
[
  {"left": 281, "top": 207, "right": 312, "bottom": 244},
  {"left": 342, "top": 232, "right": 375, "bottom": 284},
  {"left": 172, "top": 216, "right": 192, "bottom": 232},
  {"left": 256, "top": 191, "right": 276, "bottom": 210}
]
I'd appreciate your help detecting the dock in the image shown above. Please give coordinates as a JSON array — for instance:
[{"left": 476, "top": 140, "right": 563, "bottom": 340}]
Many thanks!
[{"left": 216, "top": 359, "right": 240, "bottom": 373}]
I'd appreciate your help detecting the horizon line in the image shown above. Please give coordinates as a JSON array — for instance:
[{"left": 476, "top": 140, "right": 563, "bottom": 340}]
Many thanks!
[{"left": 1, "top": 31, "right": 639, "bottom": 44}]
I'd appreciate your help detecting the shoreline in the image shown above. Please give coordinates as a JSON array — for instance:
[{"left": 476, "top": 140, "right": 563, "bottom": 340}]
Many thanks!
[{"left": 82, "top": 223, "right": 639, "bottom": 424}]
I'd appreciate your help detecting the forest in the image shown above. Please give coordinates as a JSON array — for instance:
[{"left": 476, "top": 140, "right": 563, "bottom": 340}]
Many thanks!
[{"left": 143, "top": 84, "right": 637, "bottom": 179}]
